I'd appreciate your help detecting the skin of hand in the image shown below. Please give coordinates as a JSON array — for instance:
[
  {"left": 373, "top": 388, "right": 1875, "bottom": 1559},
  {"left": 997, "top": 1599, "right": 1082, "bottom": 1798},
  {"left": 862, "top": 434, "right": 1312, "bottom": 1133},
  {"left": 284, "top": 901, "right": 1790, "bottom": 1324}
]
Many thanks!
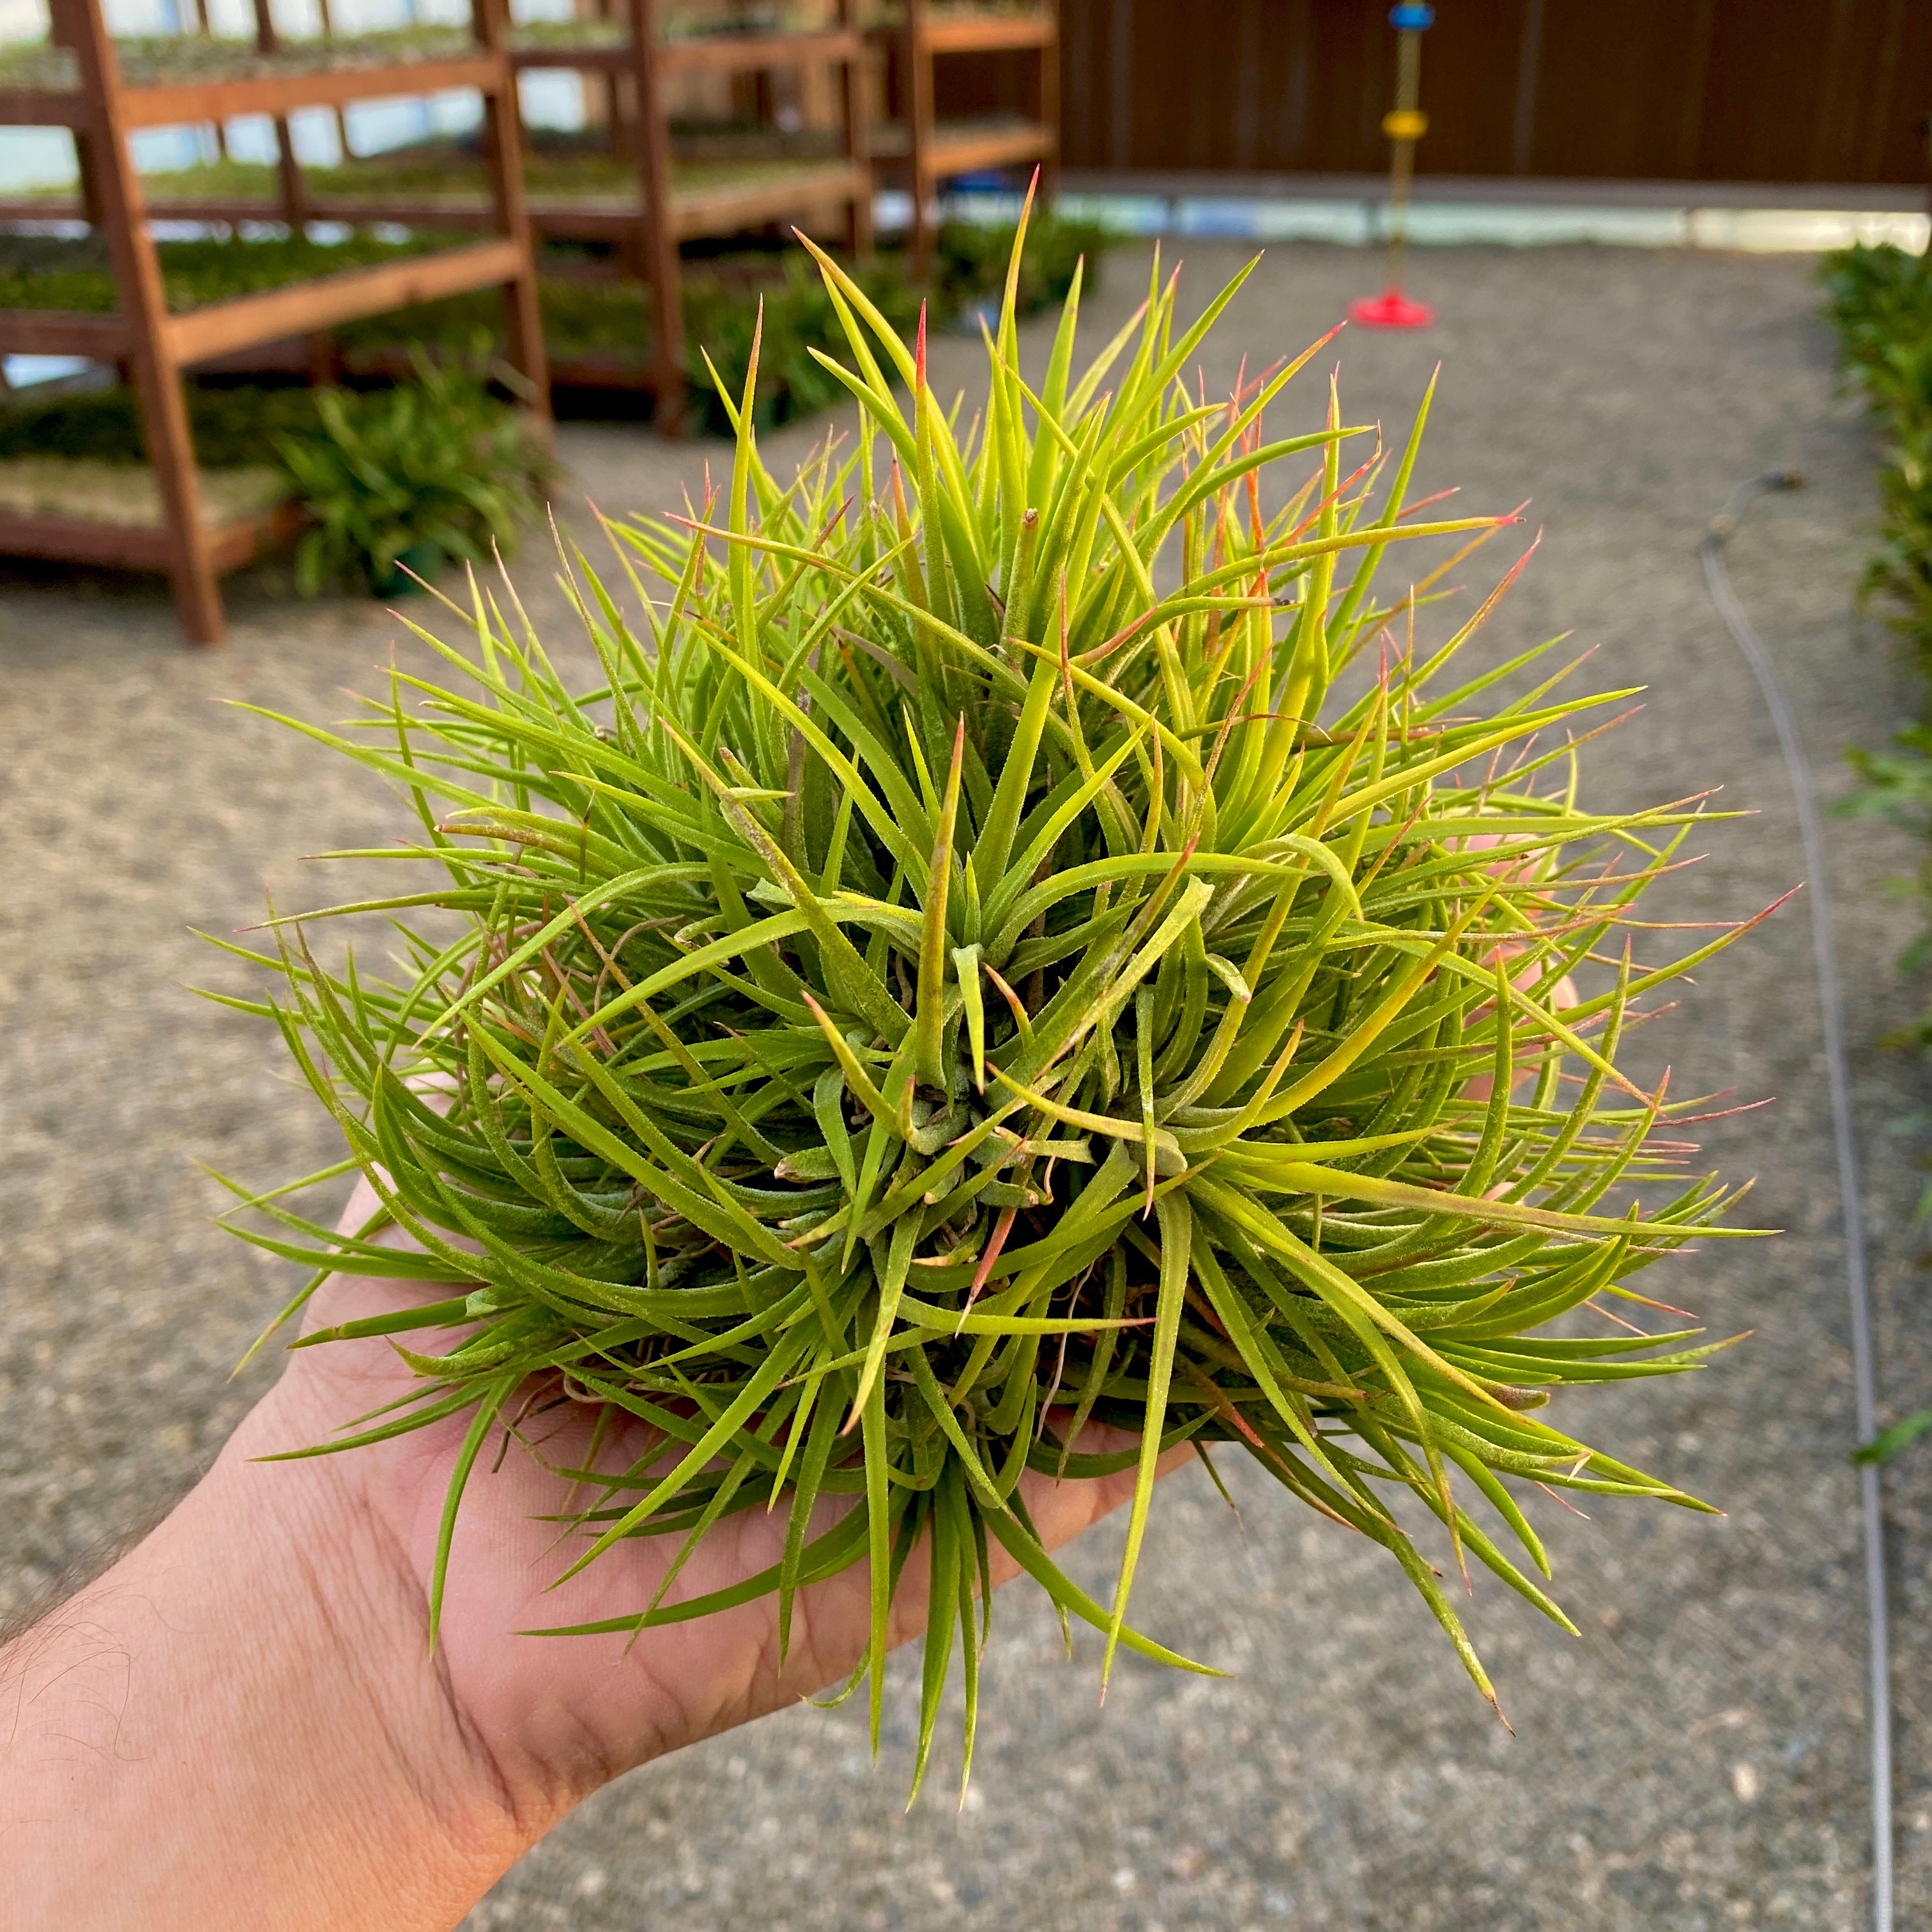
[{"left": 1, "top": 1177, "right": 1186, "bottom": 1932}]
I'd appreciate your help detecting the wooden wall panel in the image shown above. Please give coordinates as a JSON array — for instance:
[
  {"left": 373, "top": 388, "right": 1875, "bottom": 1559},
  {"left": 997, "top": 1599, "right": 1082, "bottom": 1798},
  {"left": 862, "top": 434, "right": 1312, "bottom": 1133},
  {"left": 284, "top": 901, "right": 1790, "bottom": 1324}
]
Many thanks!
[{"left": 1047, "top": 0, "right": 1932, "bottom": 187}]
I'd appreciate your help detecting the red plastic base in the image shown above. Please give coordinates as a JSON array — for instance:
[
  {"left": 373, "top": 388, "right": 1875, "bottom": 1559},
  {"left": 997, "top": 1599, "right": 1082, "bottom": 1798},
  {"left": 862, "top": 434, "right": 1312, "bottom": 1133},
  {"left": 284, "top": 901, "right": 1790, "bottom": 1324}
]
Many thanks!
[{"left": 1349, "top": 289, "right": 1436, "bottom": 329}]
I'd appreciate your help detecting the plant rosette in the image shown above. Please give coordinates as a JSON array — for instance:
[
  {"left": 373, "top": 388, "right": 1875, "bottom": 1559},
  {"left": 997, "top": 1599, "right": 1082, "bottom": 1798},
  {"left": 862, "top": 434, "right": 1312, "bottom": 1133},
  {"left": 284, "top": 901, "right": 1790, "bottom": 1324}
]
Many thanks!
[{"left": 217, "top": 210, "right": 1772, "bottom": 1798}]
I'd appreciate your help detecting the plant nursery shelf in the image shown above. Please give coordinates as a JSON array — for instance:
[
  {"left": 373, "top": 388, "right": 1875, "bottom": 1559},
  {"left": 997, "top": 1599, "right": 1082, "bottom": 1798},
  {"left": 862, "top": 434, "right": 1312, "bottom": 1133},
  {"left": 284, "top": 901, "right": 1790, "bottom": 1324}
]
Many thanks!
[
  {"left": 0, "top": 236, "right": 526, "bottom": 364},
  {"left": 502, "top": 0, "right": 874, "bottom": 422},
  {"left": 16, "top": 155, "right": 874, "bottom": 245},
  {"left": 920, "top": 12, "right": 1052, "bottom": 52},
  {"left": 171, "top": 237, "right": 526, "bottom": 362},
  {"left": 870, "top": 113, "right": 1052, "bottom": 176},
  {"left": 119, "top": 52, "right": 505, "bottom": 129},
  {"left": 884, "top": 0, "right": 1058, "bottom": 271},
  {"left": 0, "top": 493, "right": 300, "bottom": 572},
  {"left": 0, "top": 0, "right": 548, "bottom": 643},
  {"left": 511, "top": 26, "right": 866, "bottom": 77},
  {"left": 0, "top": 52, "right": 505, "bottom": 130}
]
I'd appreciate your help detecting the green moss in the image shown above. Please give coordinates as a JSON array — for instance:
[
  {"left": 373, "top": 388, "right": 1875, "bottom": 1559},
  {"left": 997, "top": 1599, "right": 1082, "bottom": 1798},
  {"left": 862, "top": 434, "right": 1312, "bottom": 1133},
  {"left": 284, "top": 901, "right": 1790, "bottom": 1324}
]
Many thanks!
[
  {"left": 0, "top": 381, "right": 325, "bottom": 466},
  {"left": 0, "top": 229, "right": 447, "bottom": 316},
  {"left": 0, "top": 25, "right": 473, "bottom": 92},
  {"left": 0, "top": 455, "right": 287, "bottom": 526}
]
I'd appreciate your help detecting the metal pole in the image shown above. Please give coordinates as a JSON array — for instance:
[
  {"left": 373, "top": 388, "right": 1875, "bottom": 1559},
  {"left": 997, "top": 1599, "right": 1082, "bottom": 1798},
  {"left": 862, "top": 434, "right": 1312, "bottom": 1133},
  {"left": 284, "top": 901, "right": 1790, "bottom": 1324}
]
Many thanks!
[{"left": 1350, "top": 2, "right": 1435, "bottom": 329}]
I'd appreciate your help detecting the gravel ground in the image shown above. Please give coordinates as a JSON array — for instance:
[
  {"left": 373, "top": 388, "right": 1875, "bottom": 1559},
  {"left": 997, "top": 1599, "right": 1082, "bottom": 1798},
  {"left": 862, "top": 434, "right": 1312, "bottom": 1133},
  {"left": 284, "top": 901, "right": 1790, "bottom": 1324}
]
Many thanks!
[{"left": 4, "top": 238, "right": 1929, "bottom": 1931}]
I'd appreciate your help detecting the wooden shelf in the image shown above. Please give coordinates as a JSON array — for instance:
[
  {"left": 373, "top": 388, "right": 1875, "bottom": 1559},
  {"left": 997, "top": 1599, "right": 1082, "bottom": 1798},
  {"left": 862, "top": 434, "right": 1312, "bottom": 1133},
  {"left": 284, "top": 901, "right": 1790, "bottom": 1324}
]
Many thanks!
[
  {"left": 0, "top": 238, "right": 525, "bottom": 366},
  {"left": 880, "top": 0, "right": 1055, "bottom": 268},
  {"left": 922, "top": 11, "right": 1054, "bottom": 53},
  {"left": 23, "top": 153, "right": 875, "bottom": 247},
  {"left": 0, "top": 307, "right": 134, "bottom": 356},
  {"left": 169, "top": 238, "right": 526, "bottom": 363},
  {"left": 0, "top": 0, "right": 548, "bottom": 643},
  {"left": 0, "top": 49, "right": 508, "bottom": 129},
  {"left": 0, "top": 494, "right": 300, "bottom": 573},
  {"left": 872, "top": 113, "right": 1050, "bottom": 177},
  {"left": 512, "top": 26, "right": 866, "bottom": 76}
]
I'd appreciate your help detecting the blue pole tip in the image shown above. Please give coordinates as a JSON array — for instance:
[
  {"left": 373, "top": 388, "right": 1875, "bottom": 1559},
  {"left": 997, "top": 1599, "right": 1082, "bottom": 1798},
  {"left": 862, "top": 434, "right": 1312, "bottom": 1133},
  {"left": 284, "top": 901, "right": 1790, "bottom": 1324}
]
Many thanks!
[{"left": 1390, "top": 3, "right": 1434, "bottom": 27}]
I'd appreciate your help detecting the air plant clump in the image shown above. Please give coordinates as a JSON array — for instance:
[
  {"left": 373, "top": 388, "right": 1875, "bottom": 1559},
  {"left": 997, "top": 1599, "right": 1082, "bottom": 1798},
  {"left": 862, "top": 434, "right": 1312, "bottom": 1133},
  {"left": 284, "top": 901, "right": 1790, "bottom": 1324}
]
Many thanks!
[{"left": 216, "top": 212, "right": 1767, "bottom": 1797}]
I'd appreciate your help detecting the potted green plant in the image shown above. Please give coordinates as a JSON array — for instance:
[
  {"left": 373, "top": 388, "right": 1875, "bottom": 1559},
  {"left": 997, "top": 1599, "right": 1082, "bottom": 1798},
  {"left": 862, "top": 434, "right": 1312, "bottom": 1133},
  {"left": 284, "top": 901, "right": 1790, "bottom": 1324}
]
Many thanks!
[{"left": 275, "top": 349, "right": 554, "bottom": 598}]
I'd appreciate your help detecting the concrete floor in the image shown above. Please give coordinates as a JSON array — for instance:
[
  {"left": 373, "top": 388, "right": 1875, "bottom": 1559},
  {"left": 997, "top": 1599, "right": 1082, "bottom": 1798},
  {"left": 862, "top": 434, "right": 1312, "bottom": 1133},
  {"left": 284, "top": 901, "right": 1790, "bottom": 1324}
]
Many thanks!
[{"left": 3, "top": 238, "right": 1929, "bottom": 1930}]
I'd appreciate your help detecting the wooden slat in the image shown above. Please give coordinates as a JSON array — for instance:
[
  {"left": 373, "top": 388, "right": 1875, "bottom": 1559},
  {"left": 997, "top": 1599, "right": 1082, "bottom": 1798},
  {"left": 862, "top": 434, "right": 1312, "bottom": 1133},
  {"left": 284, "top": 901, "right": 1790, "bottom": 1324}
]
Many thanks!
[
  {"left": 1052, "top": 0, "right": 1932, "bottom": 187},
  {"left": 117, "top": 52, "right": 505, "bottom": 130},
  {"left": 924, "top": 13, "right": 1054, "bottom": 54},
  {"left": 528, "top": 203, "right": 634, "bottom": 240},
  {"left": 0, "top": 505, "right": 176, "bottom": 568},
  {"left": 917, "top": 119, "right": 1052, "bottom": 180},
  {"left": 548, "top": 352, "right": 659, "bottom": 391},
  {"left": 507, "top": 41, "right": 632, "bottom": 72},
  {"left": 667, "top": 159, "right": 868, "bottom": 238},
  {"left": 510, "top": 26, "right": 864, "bottom": 74},
  {"left": 659, "top": 27, "right": 866, "bottom": 73},
  {"left": 0, "top": 495, "right": 300, "bottom": 572},
  {"left": 0, "top": 87, "right": 86, "bottom": 125},
  {"left": 206, "top": 496, "right": 303, "bottom": 572},
  {"left": 164, "top": 236, "right": 523, "bottom": 364},
  {"left": 0, "top": 308, "right": 134, "bottom": 355}
]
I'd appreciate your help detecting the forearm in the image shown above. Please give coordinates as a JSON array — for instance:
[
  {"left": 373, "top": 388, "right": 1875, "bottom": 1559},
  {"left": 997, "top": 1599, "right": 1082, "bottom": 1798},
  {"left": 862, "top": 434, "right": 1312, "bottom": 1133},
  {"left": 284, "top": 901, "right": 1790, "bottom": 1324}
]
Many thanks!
[
  {"left": 0, "top": 1282, "right": 1167, "bottom": 1929},
  {"left": 0, "top": 1419, "right": 526, "bottom": 1932}
]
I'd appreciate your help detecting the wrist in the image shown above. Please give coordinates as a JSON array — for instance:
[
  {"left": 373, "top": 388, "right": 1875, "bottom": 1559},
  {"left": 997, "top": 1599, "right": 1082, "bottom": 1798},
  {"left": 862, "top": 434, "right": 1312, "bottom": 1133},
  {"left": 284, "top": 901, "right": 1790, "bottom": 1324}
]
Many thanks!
[{"left": 0, "top": 1389, "right": 533, "bottom": 1932}]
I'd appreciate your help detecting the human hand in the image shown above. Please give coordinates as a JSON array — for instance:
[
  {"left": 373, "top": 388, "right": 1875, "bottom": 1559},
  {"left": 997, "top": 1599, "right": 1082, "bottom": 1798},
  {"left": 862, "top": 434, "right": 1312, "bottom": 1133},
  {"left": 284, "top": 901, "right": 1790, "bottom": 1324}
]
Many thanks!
[
  {"left": 2, "top": 1178, "right": 1181, "bottom": 1932},
  {"left": 273, "top": 1175, "right": 1178, "bottom": 1820}
]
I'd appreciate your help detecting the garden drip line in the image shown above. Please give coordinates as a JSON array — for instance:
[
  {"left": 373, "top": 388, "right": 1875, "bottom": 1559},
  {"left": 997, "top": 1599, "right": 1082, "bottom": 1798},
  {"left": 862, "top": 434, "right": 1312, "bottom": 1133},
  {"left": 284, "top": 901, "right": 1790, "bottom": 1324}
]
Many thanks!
[{"left": 1699, "top": 471, "right": 1893, "bottom": 1932}]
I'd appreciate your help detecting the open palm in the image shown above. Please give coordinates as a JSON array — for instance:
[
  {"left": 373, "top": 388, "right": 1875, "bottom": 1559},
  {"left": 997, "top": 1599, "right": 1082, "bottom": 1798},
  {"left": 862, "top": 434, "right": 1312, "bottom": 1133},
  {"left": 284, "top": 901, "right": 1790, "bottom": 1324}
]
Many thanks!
[{"left": 226, "top": 1177, "right": 1175, "bottom": 1821}]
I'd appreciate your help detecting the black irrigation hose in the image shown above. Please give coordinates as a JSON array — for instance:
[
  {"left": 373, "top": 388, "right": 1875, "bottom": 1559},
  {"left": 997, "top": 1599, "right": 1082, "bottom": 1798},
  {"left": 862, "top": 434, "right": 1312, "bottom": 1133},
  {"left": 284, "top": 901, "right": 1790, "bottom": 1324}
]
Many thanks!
[{"left": 1699, "top": 471, "right": 1892, "bottom": 1932}]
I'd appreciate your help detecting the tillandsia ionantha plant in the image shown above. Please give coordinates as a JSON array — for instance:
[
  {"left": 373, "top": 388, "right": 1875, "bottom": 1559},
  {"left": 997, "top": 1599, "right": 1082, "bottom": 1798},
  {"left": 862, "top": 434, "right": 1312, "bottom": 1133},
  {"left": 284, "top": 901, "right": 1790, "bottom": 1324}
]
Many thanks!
[{"left": 211, "top": 205, "right": 1771, "bottom": 1798}]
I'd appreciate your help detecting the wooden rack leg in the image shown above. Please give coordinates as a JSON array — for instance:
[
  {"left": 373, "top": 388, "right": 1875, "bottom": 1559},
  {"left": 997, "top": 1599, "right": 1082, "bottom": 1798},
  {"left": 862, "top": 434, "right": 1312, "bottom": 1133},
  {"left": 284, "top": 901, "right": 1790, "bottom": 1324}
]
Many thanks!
[
  {"left": 139, "top": 351, "right": 224, "bottom": 645},
  {"left": 473, "top": 0, "right": 551, "bottom": 420},
  {"left": 631, "top": 0, "right": 684, "bottom": 433},
  {"left": 312, "top": 0, "right": 351, "bottom": 164},
  {"left": 55, "top": 0, "right": 226, "bottom": 645},
  {"left": 249, "top": 0, "right": 311, "bottom": 236},
  {"left": 645, "top": 218, "right": 682, "bottom": 434},
  {"left": 846, "top": 185, "right": 874, "bottom": 263},
  {"left": 904, "top": 0, "right": 934, "bottom": 278},
  {"left": 595, "top": 0, "right": 626, "bottom": 157},
  {"left": 837, "top": 0, "right": 872, "bottom": 257},
  {"left": 1038, "top": 4, "right": 1060, "bottom": 204},
  {"left": 273, "top": 116, "right": 309, "bottom": 229},
  {"left": 190, "top": 0, "right": 229, "bottom": 158}
]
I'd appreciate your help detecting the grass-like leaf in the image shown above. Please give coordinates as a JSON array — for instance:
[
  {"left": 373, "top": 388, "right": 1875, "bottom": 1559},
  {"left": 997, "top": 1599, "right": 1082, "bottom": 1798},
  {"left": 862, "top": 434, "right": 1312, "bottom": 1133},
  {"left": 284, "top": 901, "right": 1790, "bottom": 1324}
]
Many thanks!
[{"left": 220, "top": 213, "right": 1772, "bottom": 1789}]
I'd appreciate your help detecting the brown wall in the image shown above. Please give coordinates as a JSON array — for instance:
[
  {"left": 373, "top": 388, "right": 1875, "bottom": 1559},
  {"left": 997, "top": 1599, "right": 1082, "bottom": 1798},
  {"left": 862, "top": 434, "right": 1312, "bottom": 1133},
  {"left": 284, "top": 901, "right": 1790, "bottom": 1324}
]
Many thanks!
[{"left": 1024, "top": 0, "right": 1932, "bottom": 185}]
